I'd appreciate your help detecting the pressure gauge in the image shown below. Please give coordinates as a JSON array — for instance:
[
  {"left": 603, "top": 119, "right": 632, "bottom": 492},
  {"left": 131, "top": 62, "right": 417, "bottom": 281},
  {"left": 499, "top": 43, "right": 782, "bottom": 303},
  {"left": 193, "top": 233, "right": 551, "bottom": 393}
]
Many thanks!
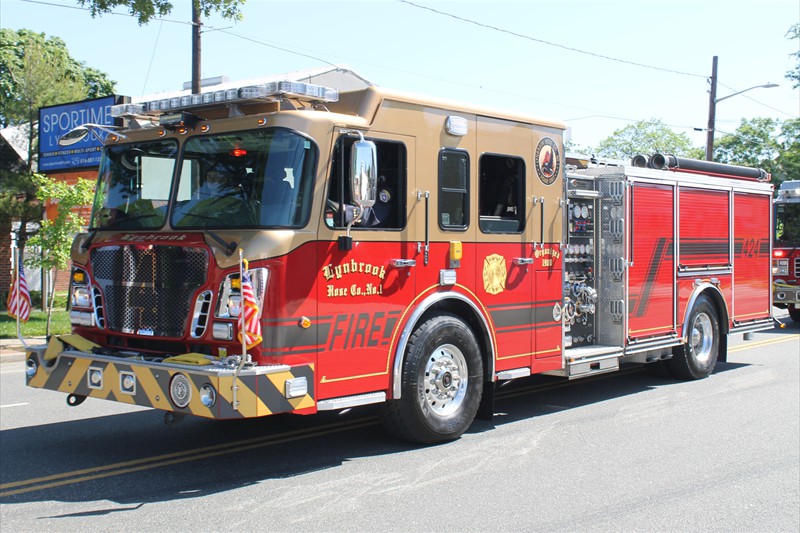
[
  {"left": 581, "top": 205, "right": 589, "bottom": 219},
  {"left": 574, "top": 204, "right": 582, "bottom": 219}
]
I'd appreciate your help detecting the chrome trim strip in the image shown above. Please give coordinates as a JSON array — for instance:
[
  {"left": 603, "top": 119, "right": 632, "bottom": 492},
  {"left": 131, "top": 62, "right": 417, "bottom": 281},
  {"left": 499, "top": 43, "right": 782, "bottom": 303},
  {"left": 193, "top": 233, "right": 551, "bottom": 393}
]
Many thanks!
[{"left": 317, "top": 391, "right": 386, "bottom": 411}]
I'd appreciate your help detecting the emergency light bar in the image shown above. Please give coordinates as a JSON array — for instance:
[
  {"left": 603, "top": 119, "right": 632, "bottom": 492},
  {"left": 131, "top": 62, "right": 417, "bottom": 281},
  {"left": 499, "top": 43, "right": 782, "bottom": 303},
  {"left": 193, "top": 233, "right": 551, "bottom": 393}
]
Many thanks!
[{"left": 110, "top": 80, "right": 339, "bottom": 118}]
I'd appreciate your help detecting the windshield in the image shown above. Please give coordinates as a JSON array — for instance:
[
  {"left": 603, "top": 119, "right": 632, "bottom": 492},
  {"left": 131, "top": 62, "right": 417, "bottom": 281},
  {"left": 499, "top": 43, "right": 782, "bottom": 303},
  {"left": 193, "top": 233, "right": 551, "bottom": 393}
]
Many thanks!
[
  {"left": 171, "top": 128, "right": 317, "bottom": 229},
  {"left": 91, "top": 140, "right": 178, "bottom": 229},
  {"left": 776, "top": 203, "right": 800, "bottom": 244}
]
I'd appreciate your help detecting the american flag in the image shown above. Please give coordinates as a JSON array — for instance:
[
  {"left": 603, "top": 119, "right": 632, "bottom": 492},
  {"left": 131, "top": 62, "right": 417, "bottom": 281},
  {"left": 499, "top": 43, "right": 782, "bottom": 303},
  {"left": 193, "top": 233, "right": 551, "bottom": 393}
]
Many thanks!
[
  {"left": 238, "top": 269, "right": 262, "bottom": 350},
  {"left": 7, "top": 255, "right": 31, "bottom": 322}
]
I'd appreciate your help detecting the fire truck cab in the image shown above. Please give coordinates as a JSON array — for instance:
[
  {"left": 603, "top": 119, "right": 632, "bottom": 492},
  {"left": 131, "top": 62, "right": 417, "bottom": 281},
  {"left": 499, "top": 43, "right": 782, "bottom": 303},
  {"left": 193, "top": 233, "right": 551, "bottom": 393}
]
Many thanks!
[
  {"left": 25, "top": 81, "right": 774, "bottom": 443},
  {"left": 773, "top": 180, "right": 800, "bottom": 321}
]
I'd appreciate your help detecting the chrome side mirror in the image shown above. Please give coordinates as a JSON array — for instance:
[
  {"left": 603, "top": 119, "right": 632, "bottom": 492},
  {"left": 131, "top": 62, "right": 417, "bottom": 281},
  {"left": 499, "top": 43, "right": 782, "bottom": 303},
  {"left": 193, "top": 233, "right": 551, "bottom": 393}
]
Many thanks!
[
  {"left": 350, "top": 138, "right": 377, "bottom": 210},
  {"left": 58, "top": 126, "right": 90, "bottom": 146}
]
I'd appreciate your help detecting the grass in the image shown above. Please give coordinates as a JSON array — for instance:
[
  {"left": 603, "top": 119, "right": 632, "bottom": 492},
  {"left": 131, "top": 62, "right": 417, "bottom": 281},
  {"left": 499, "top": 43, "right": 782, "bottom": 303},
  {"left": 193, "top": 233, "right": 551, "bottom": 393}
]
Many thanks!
[{"left": 0, "top": 309, "right": 71, "bottom": 339}]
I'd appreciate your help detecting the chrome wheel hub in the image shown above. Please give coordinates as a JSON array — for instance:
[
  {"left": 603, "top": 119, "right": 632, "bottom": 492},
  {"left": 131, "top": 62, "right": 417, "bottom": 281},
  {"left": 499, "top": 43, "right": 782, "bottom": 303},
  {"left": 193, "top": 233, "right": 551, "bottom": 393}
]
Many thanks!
[
  {"left": 422, "top": 344, "right": 468, "bottom": 417},
  {"left": 690, "top": 313, "right": 714, "bottom": 364}
]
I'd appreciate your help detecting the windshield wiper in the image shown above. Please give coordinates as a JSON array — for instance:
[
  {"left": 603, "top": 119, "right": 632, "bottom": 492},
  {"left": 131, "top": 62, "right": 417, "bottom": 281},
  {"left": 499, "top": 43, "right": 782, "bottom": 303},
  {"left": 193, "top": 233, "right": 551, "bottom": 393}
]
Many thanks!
[
  {"left": 80, "top": 229, "right": 97, "bottom": 252},
  {"left": 206, "top": 229, "right": 237, "bottom": 256}
]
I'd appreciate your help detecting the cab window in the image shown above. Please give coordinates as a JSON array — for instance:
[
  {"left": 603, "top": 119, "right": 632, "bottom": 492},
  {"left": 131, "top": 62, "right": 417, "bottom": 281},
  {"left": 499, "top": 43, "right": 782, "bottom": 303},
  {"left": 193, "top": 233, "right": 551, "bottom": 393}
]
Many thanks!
[
  {"left": 479, "top": 154, "right": 525, "bottom": 233},
  {"left": 326, "top": 136, "right": 406, "bottom": 230}
]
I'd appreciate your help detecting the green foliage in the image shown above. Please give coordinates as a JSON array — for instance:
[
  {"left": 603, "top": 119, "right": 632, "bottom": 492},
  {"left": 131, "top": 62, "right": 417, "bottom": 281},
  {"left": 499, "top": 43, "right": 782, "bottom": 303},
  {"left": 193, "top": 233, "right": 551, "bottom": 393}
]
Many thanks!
[
  {"left": 0, "top": 28, "right": 116, "bottom": 129},
  {"left": 77, "top": 0, "right": 245, "bottom": 24},
  {"left": 595, "top": 118, "right": 700, "bottom": 161},
  {"left": 787, "top": 23, "right": 800, "bottom": 90},
  {"left": 0, "top": 308, "right": 71, "bottom": 339},
  {"left": 26, "top": 174, "right": 95, "bottom": 272},
  {"left": 714, "top": 118, "right": 800, "bottom": 184}
]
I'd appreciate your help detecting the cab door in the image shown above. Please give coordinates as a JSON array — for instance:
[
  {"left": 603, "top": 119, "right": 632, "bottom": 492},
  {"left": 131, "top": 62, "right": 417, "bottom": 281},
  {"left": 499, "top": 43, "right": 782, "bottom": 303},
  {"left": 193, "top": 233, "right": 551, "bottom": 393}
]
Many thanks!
[{"left": 316, "top": 132, "right": 417, "bottom": 400}]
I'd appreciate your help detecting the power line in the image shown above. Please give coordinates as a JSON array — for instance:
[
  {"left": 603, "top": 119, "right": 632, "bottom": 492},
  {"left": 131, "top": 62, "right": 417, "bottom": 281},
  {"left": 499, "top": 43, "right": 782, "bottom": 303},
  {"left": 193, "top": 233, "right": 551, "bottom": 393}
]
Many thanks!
[
  {"left": 718, "top": 82, "right": 796, "bottom": 118},
  {"left": 397, "top": 0, "right": 707, "bottom": 79}
]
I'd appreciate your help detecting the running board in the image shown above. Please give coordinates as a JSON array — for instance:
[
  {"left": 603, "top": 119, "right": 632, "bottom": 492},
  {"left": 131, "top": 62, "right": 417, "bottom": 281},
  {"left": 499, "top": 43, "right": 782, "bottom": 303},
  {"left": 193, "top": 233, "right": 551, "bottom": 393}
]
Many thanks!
[
  {"left": 317, "top": 391, "right": 386, "bottom": 411},
  {"left": 545, "top": 346, "right": 623, "bottom": 380}
]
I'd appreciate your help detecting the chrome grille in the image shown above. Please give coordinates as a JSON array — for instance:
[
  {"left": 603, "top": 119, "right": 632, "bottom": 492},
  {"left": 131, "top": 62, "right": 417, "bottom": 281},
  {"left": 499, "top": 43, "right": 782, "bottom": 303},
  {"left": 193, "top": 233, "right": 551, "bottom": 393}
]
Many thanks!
[{"left": 91, "top": 245, "right": 208, "bottom": 338}]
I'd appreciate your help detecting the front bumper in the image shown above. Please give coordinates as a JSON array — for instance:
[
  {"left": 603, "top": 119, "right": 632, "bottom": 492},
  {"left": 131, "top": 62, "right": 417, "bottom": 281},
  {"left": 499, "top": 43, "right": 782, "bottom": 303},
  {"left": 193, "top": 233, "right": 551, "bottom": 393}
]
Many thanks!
[
  {"left": 25, "top": 338, "right": 315, "bottom": 419},
  {"left": 773, "top": 282, "right": 800, "bottom": 306}
]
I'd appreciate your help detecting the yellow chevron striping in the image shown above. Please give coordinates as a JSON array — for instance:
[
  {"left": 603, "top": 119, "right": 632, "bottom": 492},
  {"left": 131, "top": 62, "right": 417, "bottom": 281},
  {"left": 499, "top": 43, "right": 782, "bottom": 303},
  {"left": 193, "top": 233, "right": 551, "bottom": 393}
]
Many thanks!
[
  {"left": 131, "top": 366, "right": 172, "bottom": 410},
  {"left": 58, "top": 358, "right": 91, "bottom": 393}
]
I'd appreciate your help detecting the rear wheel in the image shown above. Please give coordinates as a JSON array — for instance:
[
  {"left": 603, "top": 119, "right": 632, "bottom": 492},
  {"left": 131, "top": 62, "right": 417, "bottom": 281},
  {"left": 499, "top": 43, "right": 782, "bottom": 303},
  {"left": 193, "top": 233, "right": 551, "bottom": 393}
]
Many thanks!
[
  {"left": 668, "top": 295, "right": 720, "bottom": 380},
  {"left": 382, "top": 313, "right": 483, "bottom": 444}
]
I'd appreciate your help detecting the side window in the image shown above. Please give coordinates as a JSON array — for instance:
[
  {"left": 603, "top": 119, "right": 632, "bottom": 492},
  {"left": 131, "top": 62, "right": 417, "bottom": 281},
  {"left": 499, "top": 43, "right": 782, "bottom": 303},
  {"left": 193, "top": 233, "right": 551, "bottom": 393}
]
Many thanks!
[
  {"left": 326, "top": 136, "right": 406, "bottom": 230},
  {"left": 479, "top": 154, "right": 525, "bottom": 233},
  {"left": 439, "top": 149, "right": 469, "bottom": 230}
]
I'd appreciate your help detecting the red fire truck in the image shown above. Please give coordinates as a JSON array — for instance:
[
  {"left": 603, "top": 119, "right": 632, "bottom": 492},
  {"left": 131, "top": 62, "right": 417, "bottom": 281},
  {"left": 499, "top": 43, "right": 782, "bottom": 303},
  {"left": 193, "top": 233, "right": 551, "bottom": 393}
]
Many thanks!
[
  {"left": 773, "top": 180, "right": 800, "bottom": 322},
  {"left": 25, "top": 81, "right": 774, "bottom": 443}
]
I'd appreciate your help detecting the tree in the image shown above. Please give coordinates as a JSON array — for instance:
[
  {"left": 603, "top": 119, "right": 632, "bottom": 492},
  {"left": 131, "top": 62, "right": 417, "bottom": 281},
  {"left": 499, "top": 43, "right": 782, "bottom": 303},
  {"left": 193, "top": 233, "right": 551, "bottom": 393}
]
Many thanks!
[
  {"left": 0, "top": 29, "right": 115, "bottom": 129},
  {"left": 25, "top": 175, "right": 95, "bottom": 336},
  {"left": 712, "top": 117, "right": 800, "bottom": 184},
  {"left": 595, "top": 118, "right": 702, "bottom": 161},
  {"left": 0, "top": 29, "right": 114, "bottom": 255},
  {"left": 786, "top": 23, "right": 800, "bottom": 90},
  {"left": 77, "top": 0, "right": 244, "bottom": 24}
]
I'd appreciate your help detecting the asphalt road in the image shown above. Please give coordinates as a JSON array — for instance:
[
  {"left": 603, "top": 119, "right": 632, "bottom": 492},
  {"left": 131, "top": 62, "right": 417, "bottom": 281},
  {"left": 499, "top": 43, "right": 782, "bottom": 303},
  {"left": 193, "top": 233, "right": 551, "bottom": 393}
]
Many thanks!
[{"left": 1, "top": 318, "right": 798, "bottom": 532}]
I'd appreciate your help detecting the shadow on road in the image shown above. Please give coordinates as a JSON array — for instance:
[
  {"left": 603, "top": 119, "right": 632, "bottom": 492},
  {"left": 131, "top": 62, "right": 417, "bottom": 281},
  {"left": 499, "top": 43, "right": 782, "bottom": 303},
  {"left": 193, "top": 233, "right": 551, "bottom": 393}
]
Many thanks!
[{"left": 0, "top": 349, "right": 758, "bottom": 511}]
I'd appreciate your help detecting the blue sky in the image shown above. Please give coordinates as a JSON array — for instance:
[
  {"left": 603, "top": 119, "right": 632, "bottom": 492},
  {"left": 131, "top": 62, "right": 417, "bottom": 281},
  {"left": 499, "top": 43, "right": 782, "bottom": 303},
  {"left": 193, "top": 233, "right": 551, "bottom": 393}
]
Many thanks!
[{"left": 3, "top": 0, "right": 798, "bottom": 149}]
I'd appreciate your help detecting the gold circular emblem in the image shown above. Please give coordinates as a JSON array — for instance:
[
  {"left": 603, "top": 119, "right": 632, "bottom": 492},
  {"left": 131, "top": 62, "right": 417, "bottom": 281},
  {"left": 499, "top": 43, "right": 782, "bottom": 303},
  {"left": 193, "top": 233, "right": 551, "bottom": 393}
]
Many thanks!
[
  {"left": 535, "top": 137, "right": 561, "bottom": 185},
  {"left": 482, "top": 254, "right": 507, "bottom": 295}
]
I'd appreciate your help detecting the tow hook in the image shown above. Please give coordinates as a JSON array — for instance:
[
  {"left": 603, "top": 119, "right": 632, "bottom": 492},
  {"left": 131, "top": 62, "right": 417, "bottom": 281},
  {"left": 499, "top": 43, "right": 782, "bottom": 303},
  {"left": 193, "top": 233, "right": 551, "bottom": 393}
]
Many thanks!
[
  {"left": 164, "top": 412, "right": 185, "bottom": 426},
  {"left": 67, "top": 394, "right": 87, "bottom": 407}
]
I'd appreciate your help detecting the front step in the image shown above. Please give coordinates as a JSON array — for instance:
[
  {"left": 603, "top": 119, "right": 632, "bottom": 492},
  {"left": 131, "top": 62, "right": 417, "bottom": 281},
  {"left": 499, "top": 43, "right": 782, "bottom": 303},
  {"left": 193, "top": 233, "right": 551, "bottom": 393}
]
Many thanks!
[{"left": 544, "top": 345, "right": 623, "bottom": 380}]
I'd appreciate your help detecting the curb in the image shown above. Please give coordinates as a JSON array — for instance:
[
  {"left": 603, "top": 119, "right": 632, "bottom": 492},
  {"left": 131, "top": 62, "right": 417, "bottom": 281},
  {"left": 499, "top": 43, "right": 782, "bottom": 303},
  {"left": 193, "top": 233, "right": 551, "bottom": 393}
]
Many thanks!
[{"left": 1, "top": 337, "right": 47, "bottom": 364}]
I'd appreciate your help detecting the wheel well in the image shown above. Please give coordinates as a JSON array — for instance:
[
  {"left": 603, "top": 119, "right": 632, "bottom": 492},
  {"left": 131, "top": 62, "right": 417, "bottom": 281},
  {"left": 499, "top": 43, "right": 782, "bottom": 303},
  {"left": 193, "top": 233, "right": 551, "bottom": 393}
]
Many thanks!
[
  {"left": 417, "top": 299, "right": 494, "bottom": 382},
  {"left": 692, "top": 287, "right": 729, "bottom": 362}
]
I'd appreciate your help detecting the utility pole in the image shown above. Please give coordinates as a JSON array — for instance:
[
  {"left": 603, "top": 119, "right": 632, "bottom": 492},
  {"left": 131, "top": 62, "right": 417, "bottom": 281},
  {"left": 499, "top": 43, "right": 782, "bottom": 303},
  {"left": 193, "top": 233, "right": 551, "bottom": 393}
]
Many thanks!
[
  {"left": 192, "top": 0, "right": 201, "bottom": 94},
  {"left": 705, "top": 55, "right": 718, "bottom": 161}
]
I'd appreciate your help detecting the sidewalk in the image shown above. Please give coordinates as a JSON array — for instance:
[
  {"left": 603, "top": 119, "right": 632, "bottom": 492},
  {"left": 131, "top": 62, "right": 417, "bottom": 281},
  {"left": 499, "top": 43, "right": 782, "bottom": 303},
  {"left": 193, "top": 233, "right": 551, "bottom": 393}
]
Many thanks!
[{"left": 0, "top": 336, "right": 47, "bottom": 363}]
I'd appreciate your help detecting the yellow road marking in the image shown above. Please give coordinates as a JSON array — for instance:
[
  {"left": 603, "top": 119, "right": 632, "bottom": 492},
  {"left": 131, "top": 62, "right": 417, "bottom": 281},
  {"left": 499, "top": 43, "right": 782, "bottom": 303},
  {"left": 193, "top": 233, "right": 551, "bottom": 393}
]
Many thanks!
[
  {"left": 729, "top": 334, "right": 800, "bottom": 353},
  {"left": 0, "top": 418, "right": 379, "bottom": 498}
]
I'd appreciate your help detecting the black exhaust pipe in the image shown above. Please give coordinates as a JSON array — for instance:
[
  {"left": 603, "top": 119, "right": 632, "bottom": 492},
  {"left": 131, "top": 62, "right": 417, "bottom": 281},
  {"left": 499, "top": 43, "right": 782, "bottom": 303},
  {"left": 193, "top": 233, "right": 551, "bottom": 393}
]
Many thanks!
[{"left": 647, "top": 153, "right": 769, "bottom": 181}]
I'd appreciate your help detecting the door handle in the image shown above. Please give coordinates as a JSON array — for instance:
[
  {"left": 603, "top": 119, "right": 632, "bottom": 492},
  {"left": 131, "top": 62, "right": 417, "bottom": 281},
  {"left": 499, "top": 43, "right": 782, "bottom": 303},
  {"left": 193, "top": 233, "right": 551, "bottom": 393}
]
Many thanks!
[
  {"left": 390, "top": 259, "right": 417, "bottom": 268},
  {"left": 513, "top": 257, "right": 534, "bottom": 265}
]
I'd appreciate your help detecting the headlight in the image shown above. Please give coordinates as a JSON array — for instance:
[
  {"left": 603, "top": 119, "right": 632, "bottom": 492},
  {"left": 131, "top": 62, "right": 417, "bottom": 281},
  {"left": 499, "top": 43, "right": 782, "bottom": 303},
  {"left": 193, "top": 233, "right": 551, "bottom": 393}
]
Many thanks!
[
  {"left": 774, "top": 259, "right": 789, "bottom": 276},
  {"left": 226, "top": 295, "right": 242, "bottom": 318},
  {"left": 71, "top": 286, "right": 91, "bottom": 308},
  {"left": 200, "top": 384, "right": 216, "bottom": 407},
  {"left": 216, "top": 267, "right": 268, "bottom": 318}
]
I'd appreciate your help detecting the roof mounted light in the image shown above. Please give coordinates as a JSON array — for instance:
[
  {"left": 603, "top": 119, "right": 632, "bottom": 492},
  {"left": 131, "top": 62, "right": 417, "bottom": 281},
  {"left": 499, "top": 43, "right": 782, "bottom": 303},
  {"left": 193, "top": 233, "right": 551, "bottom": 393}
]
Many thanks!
[
  {"left": 159, "top": 112, "right": 201, "bottom": 131},
  {"left": 111, "top": 80, "right": 339, "bottom": 119}
]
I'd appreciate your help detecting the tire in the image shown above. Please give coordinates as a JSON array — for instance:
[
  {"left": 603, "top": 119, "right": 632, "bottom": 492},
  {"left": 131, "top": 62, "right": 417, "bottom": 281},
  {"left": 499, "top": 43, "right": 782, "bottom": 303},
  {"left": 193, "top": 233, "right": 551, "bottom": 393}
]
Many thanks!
[
  {"left": 788, "top": 304, "right": 800, "bottom": 323},
  {"left": 382, "top": 313, "right": 483, "bottom": 444},
  {"left": 667, "top": 294, "right": 720, "bottom": 380}
]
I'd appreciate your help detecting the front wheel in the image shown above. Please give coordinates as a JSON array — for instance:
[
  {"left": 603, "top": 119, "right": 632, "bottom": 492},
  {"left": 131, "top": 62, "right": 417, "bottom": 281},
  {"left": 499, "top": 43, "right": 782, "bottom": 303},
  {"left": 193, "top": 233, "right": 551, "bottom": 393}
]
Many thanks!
[
  {"left": 668, "top": 294, "right": 720, "bottom": 380},
  {"left": 382, "top": 313, "right": 483, "bottom": 444},
  {"left": 788, "top": 304, "right": 800, "bottom": 323}
]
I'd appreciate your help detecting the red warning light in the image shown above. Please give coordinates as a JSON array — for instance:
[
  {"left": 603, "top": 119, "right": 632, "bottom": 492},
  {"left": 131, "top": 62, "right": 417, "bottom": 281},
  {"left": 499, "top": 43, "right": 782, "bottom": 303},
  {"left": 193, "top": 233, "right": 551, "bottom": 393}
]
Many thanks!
[{"left": 230, "top": 148, "right": 247, "bottom": 157}]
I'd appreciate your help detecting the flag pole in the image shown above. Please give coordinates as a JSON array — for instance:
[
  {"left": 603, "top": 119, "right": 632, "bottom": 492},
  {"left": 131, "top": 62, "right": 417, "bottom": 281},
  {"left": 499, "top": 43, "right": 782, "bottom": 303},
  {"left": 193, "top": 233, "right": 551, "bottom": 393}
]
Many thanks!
[
  {"left": 12, "top": 242, "right": 27, "bottom": 349},
  {"left": 232, "top": 248, "right": 246, "bottom": 412},
  {"left": 239, "top": 248, "right": 246, "bottom": 359}
]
